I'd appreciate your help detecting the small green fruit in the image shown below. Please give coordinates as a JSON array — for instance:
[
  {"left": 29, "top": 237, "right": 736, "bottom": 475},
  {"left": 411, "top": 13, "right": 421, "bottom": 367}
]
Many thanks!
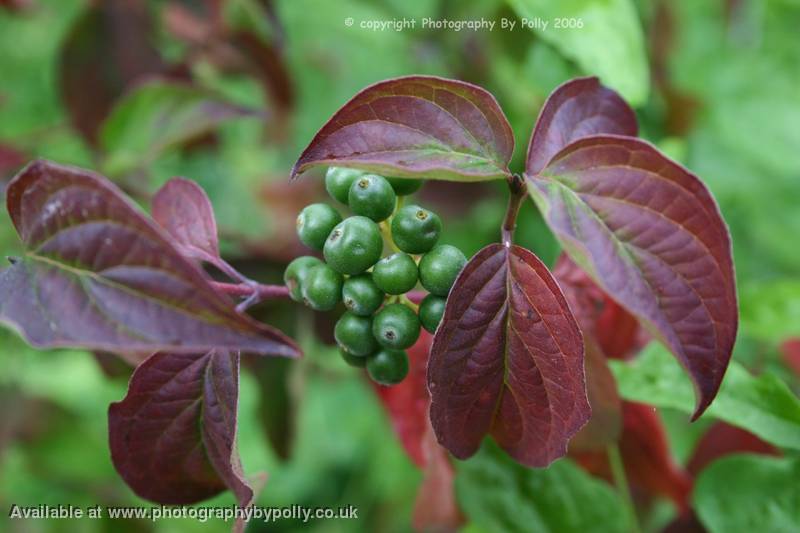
[
  {"left": 325, "top": 167, "right": 364, "bottom": 204},
  {"left": 296, "top": 203, "right": 342, "bottom": 250},
  {"left": 283, "top": 256, "right": 323, "bottom": 302},
  {"left": 419, "top": 244, "right": 466, "bottom": 296},
  {"left": 419, "top": 294, "right": 446, "bottom": 333},
  {"left": 386, "top": 177, "right": 423, "bottom": 196},
  {"left": 342, "top": 274, "right": 384, "bottom": 316},
  {"left": 340, "top": 348, "right": 368, "bottom": 368},
  {"left": 348, "top": 174, "right": 396, "bottom": 222},
  {"left": 302, "top": 264, "right": 343, "bottom": 311},
  {"left": 323, "top": 216, "right": 383, "bottom": 275},
  {"left": 334, "top": 312, "right": 378, "bottom": 356},
  {"left": 367, "top": 349, "right": 409, "bottom": 385},
  {"left": 372, "top": 303, "right": 420, "bottom": 350},
  {"left": 372, "top": 253, "right": 418, "bottom": 295},
  {"left": 391, "top": 205, "right": 442, "bottom": 254}
]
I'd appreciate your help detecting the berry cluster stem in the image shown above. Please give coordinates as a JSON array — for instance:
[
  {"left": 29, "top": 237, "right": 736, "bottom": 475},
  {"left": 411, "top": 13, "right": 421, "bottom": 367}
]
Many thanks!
[{"left": 502, "top": 173, "right": 526, "bottom": 248}]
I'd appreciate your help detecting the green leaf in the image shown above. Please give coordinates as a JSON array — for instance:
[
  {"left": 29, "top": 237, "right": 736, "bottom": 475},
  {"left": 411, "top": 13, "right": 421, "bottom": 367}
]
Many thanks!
[
  {"left": 611, "top": 343, "right": 800, "bottom": 450},
  {"left": 456, "top": 441, "right": 629, "bottom": 533},
  {"left": 506, "top": 0, "right": 649, "bottom": 105},
  {"left": 100, "top": 81, "right": 257, "bottom": 177},
  {"left": 694, "top": 455, "right": 800, "bottom": 533},
  {"left": 740, "top": 280, "right": 800, "bottom": 342}
]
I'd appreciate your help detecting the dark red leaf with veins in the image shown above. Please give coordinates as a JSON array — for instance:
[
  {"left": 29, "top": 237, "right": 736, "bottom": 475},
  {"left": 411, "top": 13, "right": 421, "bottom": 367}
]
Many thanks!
[
  {"left": 0, "top": 160, "right": 299, "bottom": 357},
  {"left": 109, "top": 350, "right": 252, "bottom": 505},
  {"left": 528, "top": 136, "right": 737, "bottom": 419},
  {"left": 292, "top": 76, "right": 514, "bottom": 182},
  {"left": 525, "top": 76, "right": 637, "bottom": 175},
  {"left": 152, "top": 177, "right": 221, "bottom": 263},
  {"left": 428, "top": 243, "right": 589, "bottom": 467}
]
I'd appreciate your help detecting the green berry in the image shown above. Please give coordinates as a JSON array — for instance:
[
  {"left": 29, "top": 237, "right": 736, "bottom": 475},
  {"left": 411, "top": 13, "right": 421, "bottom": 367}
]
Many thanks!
[
  {"left": 391, "top": 205, "right": 442, "bottom": 254},
  {"left": 302, "top": 264, "right": 343, "bottom": 311},
  {"left": 323, "top": 216, "right": 383, "bottom": 275},
  {"left": 367, "top": 349, "right": 409, "bottom": 385},
  {"left": 334, "top": 312, "right": 378, "bottom": 356},
  {"left": 342, "top": 274, "right": 384, "bottom": 316},
  {"left": 419, "top": 245, "right": 466, "bottom": 296},
  {"left": 348, "top": 174, "right": 396, "bottom": 222},
  {"left": 386, "top": 177, "right": 423, "bottom": 196},
  {"left": 284, "top": 256, "right": 323, "bottom": 302},
  {"left": 419, "top": 294, "right": 446, "bottom": 333},
  {"left": 296, "top": 203, "right": 342, "bottom": 250},
  {"left": 372, "top": 253, "right": 418, "bottom": 295},
  {"left": 340, "top": 348, "right": 367, "bottom": 368},
  {"left": 325, "top": 167, "right": 364, "bottom": 204},
  {"left": 372, "top": 303, "right": 420, "bottom": 350}
]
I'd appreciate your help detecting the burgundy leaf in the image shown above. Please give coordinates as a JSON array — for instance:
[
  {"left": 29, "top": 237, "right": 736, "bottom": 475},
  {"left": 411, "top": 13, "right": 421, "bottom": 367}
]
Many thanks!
[
  {"left": 152, "top": 177, "right": 220, "bottom": 264},
  {"left": 686, "top": 421, "right": 780, "bottom": 477},
  {"left": 554, "top": 253, "right": 642, "bottom": 360},
  {"left": 428, "top": 244, "right": 589, "bottom": 467},
  {"left": 526, "top": 77, "right": 637, "bottom": 175},
  {"left": 0, "top": 160, "right": 299, "bottom": 357},
  {"left": 58, "top": 0, "right": 167, "bottom": 145},
  {"left": 291, "top": 76, "right": 514, "bottom": 182},
  {"left": 109, "top": 350, "right": 253, "bottom": 505},
  {"left": 527, "top": 136, "right": 737, "bottom": 418}
]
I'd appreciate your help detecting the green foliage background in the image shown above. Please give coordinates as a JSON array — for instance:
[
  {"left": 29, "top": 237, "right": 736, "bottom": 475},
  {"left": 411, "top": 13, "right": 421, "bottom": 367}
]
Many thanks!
[{"left": 0, "top": 0, "right": 799, "bottom": 532}]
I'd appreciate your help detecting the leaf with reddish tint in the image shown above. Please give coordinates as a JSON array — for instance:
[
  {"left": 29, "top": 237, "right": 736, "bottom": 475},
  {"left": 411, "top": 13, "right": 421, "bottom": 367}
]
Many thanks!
[
  {"left": 292, "top": 76, "right": 514, "bottom": 182},
  {"left": 428, "top": 244, "right": 589, "bottom": 467},
  {"left": 572, "top": 402, "right": 692, "bottom": 513},
  {"left": 0, "top": 160, "right": 299, "bottom": 357},
  {"left": 374, "top": 331, "right": 434, "bottom": 467},
  {"left": 569, "top": 339, "right": 622, "bottom": 452},
  {"left": 58, "top": 0, "right": 167, "bottom": 145},
  {"left": 527, "top": 135, "right": 737, "bottom": 418},
  {"left": 152, "top": 177, "right": 220, "bottom": 264},
  {"left": 109, "top": 350, "right": 253, "bottom": 505},
  {"left": 553, "top": 252, "right": 641, "bottom": 360},
  {"left": 412, "top": 421, "right": 465, "bottom": 533},
  {"left": 781, "top": 338, "right": 800, "bottom": 377},
  {"left": 526, "top": 77, "right": 637, "bottom": 175},
  {"left": 687, "top": 421, "right": 780, "bottom": 477}
]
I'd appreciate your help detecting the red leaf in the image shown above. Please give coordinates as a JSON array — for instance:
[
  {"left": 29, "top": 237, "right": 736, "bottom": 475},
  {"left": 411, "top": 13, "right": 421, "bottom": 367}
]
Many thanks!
[
  {"left": 58, "top": 0, "right": 168, "bottom": 145},
  {"left": 292, "top": 76, "right": 514, "bottom": 182},
  {"left": 528, "top": 136, "right": 737, "bottom": 418},
  {"left": 152, "top": 177, "right": 220, "bottom": 264},
  {"left": 569, "top": 339, "right": 622, "bottom": 451},
  {"left": 374, "top": 331, "right": 433, "bottom": 467},
  {"left": 573, "top": 402, "right": 692, "bottom": 512},
  {"left": 553, "top": 253, "right": 641, "bottom": 360},
  {"left": 109, "top": 350, "right": 253, "bottom": 505},
  {"left": 428, "top": 244, "right": 589, "bottom": 467},
  {"left": 0, "top": 160, "right": 299, "bottom": 357},
  {"left": 525, "top": 77, "right": 637, "bottom": 175},
  {"left": 781, "top": 338, "right": 800, "bottom": 377},
  {"left": 686, "top": 421, "right": 780, "bottom": 477},
  {"left": 412, "top": 421, "right": 465, "bottom": 533}
]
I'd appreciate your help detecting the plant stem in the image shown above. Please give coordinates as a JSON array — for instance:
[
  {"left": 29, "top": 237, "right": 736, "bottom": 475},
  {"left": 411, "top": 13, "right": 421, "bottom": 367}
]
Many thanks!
[
  {"left": 380, "top": 220, "right": 401, "bottom": 253},
  {"left": 210, "top": 281, "right": 291, "bottom": 311},
  {"left": 502, "top": 174, "right": 526, "bottom": 247},
  {"left": 606, "top": 444, "right": 642, "bottom": 533}
]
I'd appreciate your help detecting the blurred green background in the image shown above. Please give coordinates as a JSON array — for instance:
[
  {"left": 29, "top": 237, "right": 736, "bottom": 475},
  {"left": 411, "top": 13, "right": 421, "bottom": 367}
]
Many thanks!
[{"left": 1, "top": 0, "right": 799, "bottom": 532}]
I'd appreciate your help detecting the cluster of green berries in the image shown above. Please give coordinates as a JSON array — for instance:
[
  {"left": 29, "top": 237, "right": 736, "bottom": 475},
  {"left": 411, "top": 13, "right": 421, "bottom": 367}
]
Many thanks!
[{"left": 284, "top": 167, "right": 467, "bottom": 386}]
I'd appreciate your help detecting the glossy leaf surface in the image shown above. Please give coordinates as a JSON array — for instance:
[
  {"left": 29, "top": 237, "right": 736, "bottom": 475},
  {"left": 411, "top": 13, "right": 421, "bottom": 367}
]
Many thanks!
[
  {"left": 0, "top": 160, "right": 299, "bottom": 357},
  {"left": 528, "top": 135, "right": 737, "bottom": 418},
  {"left": 292, "top": 76, "right": 514, "bottom": 182},
  {"left": 428, "top": 244, "right": 589, "bottom": 467},
  {"left": 109, "top": 350, "right": 252, "bottom": 505}
]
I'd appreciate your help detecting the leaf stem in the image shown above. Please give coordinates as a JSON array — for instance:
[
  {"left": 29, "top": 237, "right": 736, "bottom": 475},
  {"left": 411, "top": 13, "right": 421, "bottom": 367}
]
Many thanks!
[
  {"left": 501, "top": 173, "right": 526, "bottom": 247},
  {"left": 380, "top": 221, "right": 401, "bottom": 253},
  {"left": 211, "top": 281, "right": 291, "bottom": 311},
  {"left": 606, "top": 443, "right": 642, "bottom": 533}
]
